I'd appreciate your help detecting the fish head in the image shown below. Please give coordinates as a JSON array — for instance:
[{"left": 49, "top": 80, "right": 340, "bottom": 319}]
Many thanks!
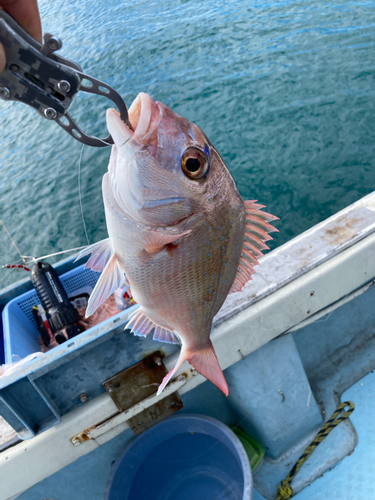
[{"left": 106, "top": 92, "right": 224, "bottom": 227}]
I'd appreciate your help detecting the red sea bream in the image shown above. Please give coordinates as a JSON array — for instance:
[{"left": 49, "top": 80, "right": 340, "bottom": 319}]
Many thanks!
[{"left": 78, "top": 93, "right": 278, "bottom": 396}]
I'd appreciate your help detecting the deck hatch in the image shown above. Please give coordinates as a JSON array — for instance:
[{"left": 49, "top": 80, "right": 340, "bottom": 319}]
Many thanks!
[{"left": 102, "top": 351, "right": 183, "bottom": 435}]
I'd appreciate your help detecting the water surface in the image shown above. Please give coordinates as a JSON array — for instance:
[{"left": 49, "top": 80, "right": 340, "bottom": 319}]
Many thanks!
[{"left": 1, "top": 0, "right": 375, "bottom": 288}]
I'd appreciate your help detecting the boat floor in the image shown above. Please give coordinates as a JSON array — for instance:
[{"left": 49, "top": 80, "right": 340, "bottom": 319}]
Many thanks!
[
  {"left": 254, "top": 370, "right": 375, "bottom": 500},
  {"left": 17, "top": 369, "right": 375, "bottom": 500}
]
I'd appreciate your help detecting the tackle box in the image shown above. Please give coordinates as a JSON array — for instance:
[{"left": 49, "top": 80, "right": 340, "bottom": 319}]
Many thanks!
[{"left": 0, "top": 257, "right": 179, "bottom": 439}]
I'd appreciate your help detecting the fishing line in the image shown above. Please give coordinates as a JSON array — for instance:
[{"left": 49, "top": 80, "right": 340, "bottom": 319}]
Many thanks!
[
  {"left": 1, "top": 140, "right": 93, "bottom": 277},
  {"left": 0, "top": 266, "right": 19, "bottom": 283},
  {"left": 78, "top": 144, "right": 90, "bottom": 246},
  {"left": 118, "top": 135, "right": 132, "bottom": 148},
  {"left": 78, "top": 133, "right": 129, "bottom": 246},
  {"left": 0, "top": 219, "right": 26, "bottom": 263}
]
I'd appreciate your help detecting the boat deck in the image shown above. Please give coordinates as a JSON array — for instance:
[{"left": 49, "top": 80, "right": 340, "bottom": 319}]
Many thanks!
[
  {"left": 3, "top": 193, "right": 375, "bottom": 500},
  {"left": 12, "top": 369, "right": 374, "bottom": 500},
  {"left": 293, "top": 371, "right": 375, "bottom": 500}
]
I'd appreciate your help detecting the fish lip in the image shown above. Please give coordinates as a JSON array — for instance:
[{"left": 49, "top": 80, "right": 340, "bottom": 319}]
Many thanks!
[
  {"left": 129, "top": 92, "right": 153, "bottom": 140},
  {"left": 142, "top": 197, "right": 186, "bottom": 209},
  {"left": 107, "top": 93, "right": 161, "bottom": 151}
]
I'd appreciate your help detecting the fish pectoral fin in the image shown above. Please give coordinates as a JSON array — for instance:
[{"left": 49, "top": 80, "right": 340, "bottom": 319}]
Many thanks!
[
  {"left": 229, "top": 200, "right": 279, "bottom": 294},
  {"left": 136, "top": 229, "right": 191, "bottom": 254},
  {"left": 126, "top": 309, "right": 155, "bottom": 337},
  {"left": 75, "top": 238, "right": 113, "bottom": 272},
  {"left": 157, "top": 342, "right": 228, "bottom": 397},
  {"left": 85, "top": 254, "right": 125, "bottom": 318}
]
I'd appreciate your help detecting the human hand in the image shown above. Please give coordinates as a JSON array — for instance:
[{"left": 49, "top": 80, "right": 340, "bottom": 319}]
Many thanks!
[{"left": 0, "top": 0, "right": 42, "bottom": 73}]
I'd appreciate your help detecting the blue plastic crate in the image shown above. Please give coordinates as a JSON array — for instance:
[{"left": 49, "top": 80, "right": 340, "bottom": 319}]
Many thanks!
[
  {"left": 2, "top": 264, "right": 100, "bottom": 363},
  {"left": 0, "top": 258, "right": 179, "bottom": 439}
]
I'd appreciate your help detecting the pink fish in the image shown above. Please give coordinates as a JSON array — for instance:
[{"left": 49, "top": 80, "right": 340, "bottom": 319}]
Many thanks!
[{"left": 78, "top": 93, "right": 278, "bottom": 396}]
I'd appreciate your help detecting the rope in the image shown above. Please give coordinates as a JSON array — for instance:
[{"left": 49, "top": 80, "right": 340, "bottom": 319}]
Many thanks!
[
  {"left": 32, "top": 246, "right": 88, "bottom": 262},
  {"left": 4, "top": 264, "right": 30, "bottom": 272},
  {"left": 276, "top": 400, "right": 355, "bottom": 500}
]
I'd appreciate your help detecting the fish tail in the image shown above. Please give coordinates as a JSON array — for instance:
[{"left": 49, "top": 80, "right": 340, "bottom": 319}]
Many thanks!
[{"left": 157, "top": 342, "right": 228, "bottom": 397}]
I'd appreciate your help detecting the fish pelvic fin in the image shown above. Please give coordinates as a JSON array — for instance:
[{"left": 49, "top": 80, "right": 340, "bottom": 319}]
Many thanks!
[
  {"left": 157, "top": 342, "right": 228, "bottom": 397},
  {"left": 229, "top": 200, "right": 279, "bottom": 294},
  {"left": 75, "top": 238, "right": 113, "bottom": 272},
  {"left": 85, "top": 254, "right": 125, "bottom": 318}
]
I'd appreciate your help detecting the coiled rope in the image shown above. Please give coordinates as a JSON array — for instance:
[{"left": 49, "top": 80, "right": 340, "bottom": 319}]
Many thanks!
[{"left": 276, "top": 400, "right": 355, "bottom": 500}]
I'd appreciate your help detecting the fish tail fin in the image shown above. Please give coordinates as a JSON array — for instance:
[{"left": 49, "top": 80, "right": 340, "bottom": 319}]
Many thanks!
[
  {"left": 157, "top": 342, "right": 229, "bottom": 397},
  {"left": 188, "top": 342, "right": 229, "bottom": 396},
  {"left": 156, "top": 347, "right": 189, "bottom": 396}
]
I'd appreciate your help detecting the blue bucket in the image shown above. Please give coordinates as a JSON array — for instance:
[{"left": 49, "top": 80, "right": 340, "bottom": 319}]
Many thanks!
[{"left": 105, "top": 414, "right": 253, "bottom": 500}]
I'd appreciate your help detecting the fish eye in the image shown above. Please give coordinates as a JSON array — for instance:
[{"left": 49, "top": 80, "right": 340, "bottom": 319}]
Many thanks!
[{"left": 181, "top": 147, "right": 209, "bottom": 179}]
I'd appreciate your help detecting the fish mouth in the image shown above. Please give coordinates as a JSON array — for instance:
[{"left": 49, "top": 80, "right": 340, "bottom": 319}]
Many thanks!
[{"left": 106, "top": 92, "right": 160, "bottom": 147}]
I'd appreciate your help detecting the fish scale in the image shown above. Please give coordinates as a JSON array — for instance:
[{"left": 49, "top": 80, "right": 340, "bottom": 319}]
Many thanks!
[{"left": 77, "top": 92, "right": 278, "bottom": 396}]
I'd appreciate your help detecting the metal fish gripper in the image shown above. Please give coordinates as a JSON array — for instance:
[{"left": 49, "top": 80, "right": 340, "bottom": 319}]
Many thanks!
[{"left": 0, "top": 10, "right": 133, "bottom": 147}]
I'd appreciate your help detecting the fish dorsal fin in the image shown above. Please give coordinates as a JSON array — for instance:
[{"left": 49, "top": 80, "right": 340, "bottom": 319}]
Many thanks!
[
  {"left": 75, "top": 238, "right": 113, "bottom": 272},
  {"left": 134, "top": 229, "right": 191, "bottom": 254},
  {"left": 126, "top": 309, "right": 180, "bottom": 344},
  {"left": 85, "top": 254, "right": 125, "bottom": 317},
  {"left": 229, "top": 200, "right": 279, "bottom": 294}
]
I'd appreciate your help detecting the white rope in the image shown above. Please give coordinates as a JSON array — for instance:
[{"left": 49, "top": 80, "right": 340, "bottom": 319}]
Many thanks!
[{"left": 31, "top": 245, "right": 89, "bottom": 262}]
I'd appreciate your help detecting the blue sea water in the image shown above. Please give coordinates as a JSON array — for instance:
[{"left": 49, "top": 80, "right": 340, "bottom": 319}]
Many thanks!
[{"left": 1, "top": 0, "right": 375, "bottom": 288}]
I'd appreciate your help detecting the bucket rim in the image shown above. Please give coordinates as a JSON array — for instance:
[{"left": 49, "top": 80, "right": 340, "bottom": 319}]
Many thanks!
[{"left": 104, "top": 413, "right": 253, "bottom": 500}]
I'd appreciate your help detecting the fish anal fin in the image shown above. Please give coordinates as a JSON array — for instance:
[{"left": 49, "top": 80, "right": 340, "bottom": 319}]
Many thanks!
[
  {"left": 85, "top": 254, "right": 125, "bottom": 317},
  {"left": 153, "top": 326, "right": 181, "bottom": 344},
  {"left": 126, "top": 309, "right": 155, "bottom": 337},
  {"left": 136, "top": 229, "right": 191, "bottom": 254},
  {"left": 157, "top": 343, "right": 228, "bottom": 397}
]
